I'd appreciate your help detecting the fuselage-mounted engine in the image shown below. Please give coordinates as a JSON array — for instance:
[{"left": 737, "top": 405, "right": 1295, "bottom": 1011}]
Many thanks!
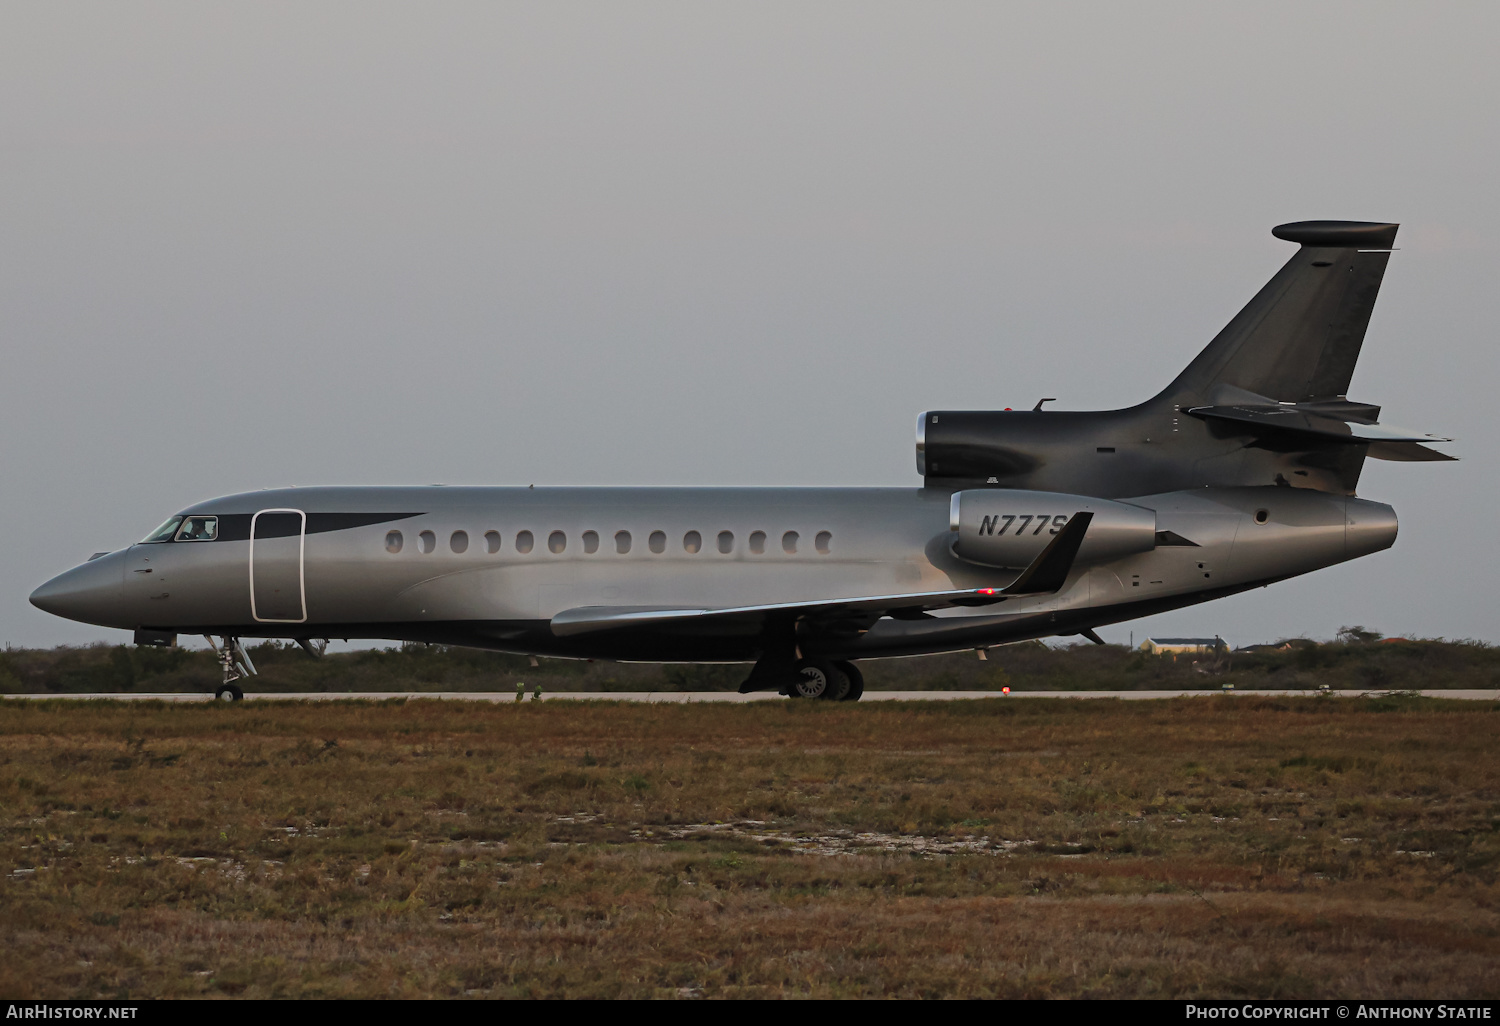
[{"left": 948, "top": 489, "right": 1157, "bottom": 569}]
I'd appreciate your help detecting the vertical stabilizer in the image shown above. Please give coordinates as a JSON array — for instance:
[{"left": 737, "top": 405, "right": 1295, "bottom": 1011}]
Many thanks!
[
  {"left": 1160, "top": 220, "right": 1398, "bottom": 405},
  {"left": 918, "top": 220, "right": 1445, "bottom": 498}
]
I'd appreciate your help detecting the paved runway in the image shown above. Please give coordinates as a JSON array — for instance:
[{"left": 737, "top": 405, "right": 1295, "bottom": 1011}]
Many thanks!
[{"left": 4, "top": 689, "right": 1497, "bottom": 702}]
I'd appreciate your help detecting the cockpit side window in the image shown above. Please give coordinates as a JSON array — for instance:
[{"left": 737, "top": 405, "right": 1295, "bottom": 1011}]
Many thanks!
[
  {"left": 140, "top": 516, "right": 184, "bottom": 543},
  {"left": 175, "top": 516, "right": 218, "bottom": 542}
]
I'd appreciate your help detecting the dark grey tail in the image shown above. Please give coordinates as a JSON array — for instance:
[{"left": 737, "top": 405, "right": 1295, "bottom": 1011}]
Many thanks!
[
  {"left": 919, "top": 219, "right": 1451, "bottom": 498},
  {"left": 1159, "top": 220, "right": 1398, "bottom": 406}
]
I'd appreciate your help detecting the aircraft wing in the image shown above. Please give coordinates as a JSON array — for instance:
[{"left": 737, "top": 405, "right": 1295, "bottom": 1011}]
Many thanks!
[{"left": 550, "top": 511, "right": 1092, "bottom": 637}]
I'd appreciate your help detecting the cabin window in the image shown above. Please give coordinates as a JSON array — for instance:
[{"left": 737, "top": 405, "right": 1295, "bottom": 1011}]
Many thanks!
[
  {"left": 649, "top": 530, "right": 666, "bottom": 554},
  {"left": 815, "top": 530, "right": 832, "bottom": 554},
  {"left": 683, "top": 530, "right": 702, "bottom": 554},
  {"left": 749, "top": 530, "right": 766, "bottom": 555},
  {"left": 176, "top": 516, "right": 218, "bottom": 542},
  {"left": 419, "top": 530, "right": 436, "bottom": 554},
  {"left": 485, "top": 530, "right": 502, "bottom": 554},
  {"left": 717, "top": 530, "right": 734, "bottom": 554},
  {"left": 141, "top": 516, "right": 184, "bottom": 544},
  {"left": 615, "top": 530, "right": 632, "bottom": 554},
  {"left": 516, "top": 530, "right": 534, "bottom": 554},
  {"left": 583, "top": 530, "right": 599, "bottom": 554},
  {"left": 782, "top": 530, "right": 799, "bottom": 554},
  {"left": 548, "top": 530, "right": 566, "bottom": 554},
  {"left": 1255, "top": 509, "right": 1270, "bottom": 525},
  {"left": 385, "top": 530, "right": 404, "bottom": 554},
  {"left": 450, "top": 530, "right": 469, "bottom": 554}
]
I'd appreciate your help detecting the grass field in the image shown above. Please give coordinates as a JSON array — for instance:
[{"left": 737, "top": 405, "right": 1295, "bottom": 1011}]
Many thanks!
[{"left": 3, "top": 696, "right": 1498, "bottom": 998}]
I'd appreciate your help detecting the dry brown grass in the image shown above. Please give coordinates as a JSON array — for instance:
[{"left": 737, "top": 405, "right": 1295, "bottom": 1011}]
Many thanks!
[{"left": 1, "top": 696, "right": 1497, "bottom": 998}]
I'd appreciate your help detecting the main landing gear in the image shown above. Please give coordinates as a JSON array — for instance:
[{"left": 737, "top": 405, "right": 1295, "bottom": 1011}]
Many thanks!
[
  {"left": 787, "top": 659, "right": 864, "bottom": 701},
  {"left": 737, "top": 617, "right": 865, "bottom": 701},
  {"left": 741, "top": 657, "right": 864, "bottom": 701},
  {"left": 204, "top": 635, "right": 257, "bottom": 702}
]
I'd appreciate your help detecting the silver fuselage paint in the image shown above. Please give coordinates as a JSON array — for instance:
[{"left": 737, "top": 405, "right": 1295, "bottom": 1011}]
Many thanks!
[{"left": 32, "top": 484, "right": 1396, "bottom": 662}]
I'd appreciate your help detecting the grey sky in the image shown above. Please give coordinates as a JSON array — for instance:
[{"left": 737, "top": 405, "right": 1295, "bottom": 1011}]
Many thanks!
[{"left": 3, "top": 2, "right": 1495, "bottom": 649}]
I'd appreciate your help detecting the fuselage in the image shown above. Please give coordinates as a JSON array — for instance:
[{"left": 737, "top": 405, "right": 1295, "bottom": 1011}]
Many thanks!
[{"left": 31, "top": 484, "right": 1397, "bottom": 662}]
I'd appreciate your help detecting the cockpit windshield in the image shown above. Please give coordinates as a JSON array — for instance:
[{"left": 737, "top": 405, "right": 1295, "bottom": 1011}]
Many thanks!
[
  {"left": 140, "top": 516, "right": 184, "bottom": 543},
  {"left": 175, "top": 516, "right": 218, "bottom": 541}
]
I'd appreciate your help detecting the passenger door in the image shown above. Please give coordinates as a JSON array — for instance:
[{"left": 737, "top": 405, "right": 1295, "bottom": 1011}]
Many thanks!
[{"left": 250, "top": 509, "right": 306, "bottom": 623}]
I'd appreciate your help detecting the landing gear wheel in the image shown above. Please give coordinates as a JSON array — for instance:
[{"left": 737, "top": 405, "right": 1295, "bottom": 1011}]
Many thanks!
[
  {"left": 826, "top": 669, "right": 852, "bottom": 702},
  {"left": 207, "top": 636, "right": 256, "bottom": 698},
  {"left": 788, "top": 660, "right": 846, "bottom": 700},
  {"left": 834, "top": 661, "right": 864, "bottom": 702}
]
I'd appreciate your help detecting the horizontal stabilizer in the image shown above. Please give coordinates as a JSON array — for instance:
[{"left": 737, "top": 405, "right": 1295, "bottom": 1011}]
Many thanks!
[
  {"left": 1365, "top": 441, "right": 1459, "bottom": 463},
  {"left": 1187, "top": 401, "right": 1451, "bottom": 447}
]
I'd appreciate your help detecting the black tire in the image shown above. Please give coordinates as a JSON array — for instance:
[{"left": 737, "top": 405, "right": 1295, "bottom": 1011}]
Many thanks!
[
  {"left": 215, "top": 684, "right": 244, "bottom": 702},
  {"left": 789, "top": 660, "right": 844, "bottom": 700},
  {"left": 825, "top": 666, "right": 853, "bottom": 702},
  {"left": 834, "top": 661, "right": 864, "bottom": 702}
]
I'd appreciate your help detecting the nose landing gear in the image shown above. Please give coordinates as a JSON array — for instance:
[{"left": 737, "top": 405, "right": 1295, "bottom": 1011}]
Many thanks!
[{"left": 205, "top": 635, "right": 257, "bottom": 702}]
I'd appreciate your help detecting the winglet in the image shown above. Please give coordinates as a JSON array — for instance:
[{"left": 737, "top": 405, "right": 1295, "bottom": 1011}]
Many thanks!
[{"left": 1000, "top": 511, "right": 1093, "bottom": 595}]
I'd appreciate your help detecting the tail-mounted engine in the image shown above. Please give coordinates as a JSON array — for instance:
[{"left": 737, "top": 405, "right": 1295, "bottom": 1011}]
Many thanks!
[{"left": 949, "top": 489, "right": 1156, "bottom": 569}]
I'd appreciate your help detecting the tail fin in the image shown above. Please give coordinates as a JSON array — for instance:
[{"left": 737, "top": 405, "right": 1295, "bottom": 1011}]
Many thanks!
[
  {"left": 1161, "top": 220, "right": 1398, "bottom": 405},
  {"left": 918, "top": 220, "right": 1452, "bottom": 497}
]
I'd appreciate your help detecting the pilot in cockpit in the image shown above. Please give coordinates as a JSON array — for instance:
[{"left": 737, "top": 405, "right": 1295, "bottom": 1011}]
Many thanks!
[{"left": 176, "top": 516, "right": 218, "bottom": 541}]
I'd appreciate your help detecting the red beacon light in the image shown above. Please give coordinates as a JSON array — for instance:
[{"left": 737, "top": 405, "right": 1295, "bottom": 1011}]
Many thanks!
[{"left": 1002, "top": 687, "right": 1011, "bottom": 695}]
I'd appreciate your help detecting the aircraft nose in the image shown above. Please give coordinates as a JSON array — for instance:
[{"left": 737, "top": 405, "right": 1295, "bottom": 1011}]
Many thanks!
[{"left": 30, "top": 551, "right": 128, "bottom": 627}]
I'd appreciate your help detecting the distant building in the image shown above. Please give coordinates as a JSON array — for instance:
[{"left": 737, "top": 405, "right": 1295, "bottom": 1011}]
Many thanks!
[
  {"left": 1235, "top": 641, "right": 1299, "bottom": 653},
  {"left": 1139, "top": 637, "right": 1227, "bottom": 656}
]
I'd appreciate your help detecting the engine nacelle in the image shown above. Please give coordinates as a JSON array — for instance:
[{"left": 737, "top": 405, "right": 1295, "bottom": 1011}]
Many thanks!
[{"left": 949, "top": 489, "right": 1157, "bottom": 569}]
